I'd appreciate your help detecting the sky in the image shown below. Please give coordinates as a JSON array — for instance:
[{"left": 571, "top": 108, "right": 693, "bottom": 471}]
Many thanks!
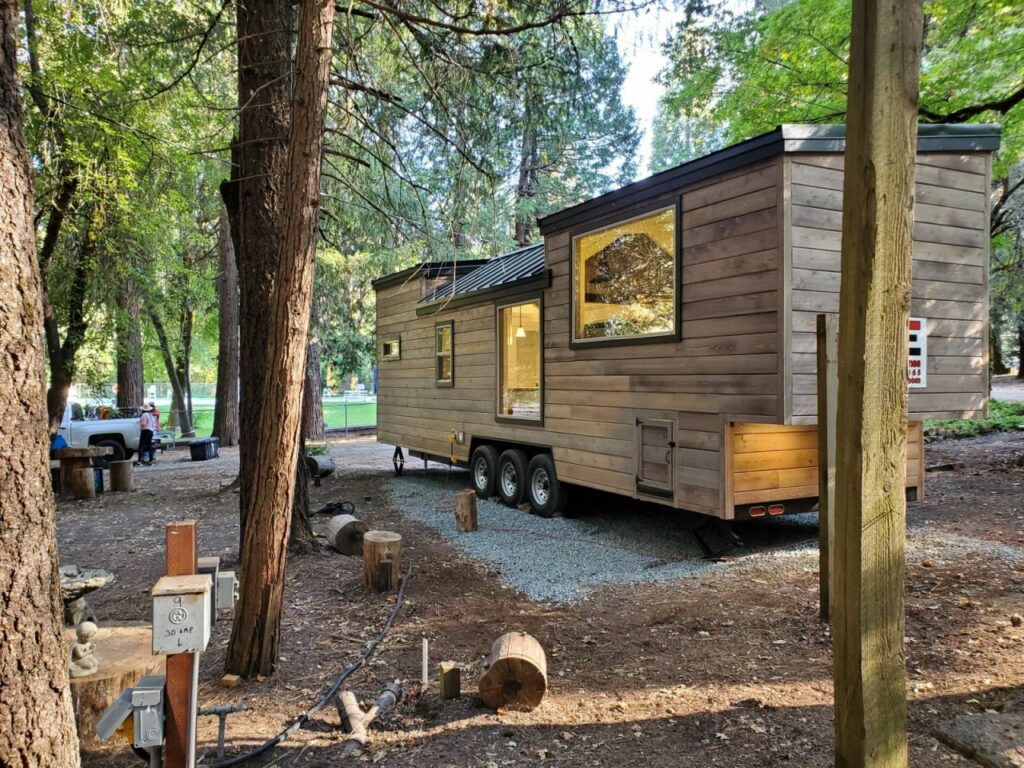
[{"left": 615, "top": 5, "right": 690, "bottom": 174}]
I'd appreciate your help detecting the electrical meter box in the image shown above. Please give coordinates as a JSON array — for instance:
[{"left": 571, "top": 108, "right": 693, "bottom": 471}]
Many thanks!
[{"left": 152, "top": 574, "right": 212, "bottom": 654}]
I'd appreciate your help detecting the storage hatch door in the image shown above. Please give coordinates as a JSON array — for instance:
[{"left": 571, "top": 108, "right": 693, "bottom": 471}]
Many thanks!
[{"left": 636, "top": 418, "right": 674, "bottom": 499}]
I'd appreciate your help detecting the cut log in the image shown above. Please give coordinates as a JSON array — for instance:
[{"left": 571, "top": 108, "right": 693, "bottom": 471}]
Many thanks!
[
  {"left": 478, "top": 631, "right": 547, "bottom": 711},
  {"left": 326, "top": 514, "right": 368, "bottom": 556},
  {"left": 304, "top": 454, "right": 335, "bottom": 487},
  {"left": 109, "top": 460, "right": 135, "bottom": 492},
  {"left": 439, "top": 662, "right": 461, "bottom": 700},
  {"left": 65, "top": 624, "right": 165, "bottom": 745},
  {"left": 362, "top": 531, "right": 401, "bottom": 593},
  {"left": 455, "top": 490, "right": 477, "bottom": 532},
  {"left": 68, "top": 467, "right": 96, "bottom": 500}
]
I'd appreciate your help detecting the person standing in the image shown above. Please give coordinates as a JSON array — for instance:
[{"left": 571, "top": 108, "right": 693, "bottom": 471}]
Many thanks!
[
  {"left": 137, "top": 404, "right": 155, "bottom": 466},
  {"left": 147, "top": 402, "right": 161, "bottom": 462}
]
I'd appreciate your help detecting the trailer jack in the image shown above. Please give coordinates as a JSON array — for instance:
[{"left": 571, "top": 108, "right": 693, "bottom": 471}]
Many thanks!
[{"left": 690, "top": 518, "right": 743, "bottom": 559}]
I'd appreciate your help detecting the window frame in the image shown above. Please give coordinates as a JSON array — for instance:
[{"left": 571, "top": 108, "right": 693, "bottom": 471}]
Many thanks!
[
  {"left": 435, "top": 321, "right": 454, "bottom": 387},
  {"left": 380, "top": 336, "right": 401, "bottom": 361},
  {"left": 569, "top": 200, "right": 682, "bottom": 349},
  {"left": 495, "top": 296, "right": 544, "bottom": 425}
]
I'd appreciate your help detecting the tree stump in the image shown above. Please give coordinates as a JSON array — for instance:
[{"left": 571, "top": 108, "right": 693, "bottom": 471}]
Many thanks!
[
  {"left": 455, "top": 490, "right": 477, "bottom": 532},
  {"left": 362, "top": 531, "right": 401, "bottom": 592},
  {"left": 439, "top": 662, "right": 461, "bottom": 700},
  {"left": 109, "top": 460, "right": 134, "bottom": 492},
  {"left": 478, "top": 631, "right": 547, "bottom": 711},
  {"left": 65, "top": 624, "right": 165, "bottom": 745},
  {"left": 68, "top": 467, "right": 96, "bottom": 500},
  {"left": 327, "top": 514, "right": 368, "bottom": 555}
]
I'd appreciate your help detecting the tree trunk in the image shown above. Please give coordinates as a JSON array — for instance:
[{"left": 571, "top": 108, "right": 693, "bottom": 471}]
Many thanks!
[
  {"left": 0, "top": 4, "right": 80, "bottom": 761},
  {"left": 213, "top": 207, "right": 240, "bottom": 445},
  {"left": 234, "top": 0, "right": 294, "bottom": 549},
  {"left": 226, "top": 0, "right": 335, "bottom": 678},
  {"left": 302, "top": 306, "right": 325, "bottom": 441},
  {"left": 514, "top": 99, "right": 539, "bottom": 247},
  {"left": 148, "top": 307, "right": 195, "bottom": 437},
  {"left": 116, "top": 277, "right": 144, "bottom": 410},
  {"left": 832, "top": 2, "right": 923, "bottom": 766},
  {"left": 990, "top": 320, "right": 1009, "bottom": 375},
  {"left": 1017, "top": 317, "right": 1024, "bottom": 379}
]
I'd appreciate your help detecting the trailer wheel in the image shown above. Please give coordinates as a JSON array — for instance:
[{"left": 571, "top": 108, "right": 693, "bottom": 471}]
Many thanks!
[
  {"left": 470, "top": 444, "right": 499, "bottom": 498},
  {"left": 496, "top": 449, "right": 528, "bottom": 506},
  {"left": 526, "top": 453, "right": 566, "bottom": 518}
]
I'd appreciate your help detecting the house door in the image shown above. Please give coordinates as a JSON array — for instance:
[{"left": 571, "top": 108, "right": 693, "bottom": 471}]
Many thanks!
[{"left": 636, "top": 418, "right": 674, "bottom": 499}]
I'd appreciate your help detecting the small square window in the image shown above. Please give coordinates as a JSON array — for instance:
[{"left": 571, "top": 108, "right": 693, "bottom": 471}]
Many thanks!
[
  {"left": 436, "top": 322, "right": 454, "bottom": 387},
  {"left": 381, "top": 337, "right": 401, "bottom": 361}
]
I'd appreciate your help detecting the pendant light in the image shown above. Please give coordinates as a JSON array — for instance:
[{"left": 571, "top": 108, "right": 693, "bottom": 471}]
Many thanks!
[{"left": 515, "top": 305, "right": 526, "bottom": 338}]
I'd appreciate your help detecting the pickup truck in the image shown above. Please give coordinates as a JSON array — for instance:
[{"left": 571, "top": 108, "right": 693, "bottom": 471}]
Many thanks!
[{"left": 57, "top": 402, "right": 141, "bottom": 465}]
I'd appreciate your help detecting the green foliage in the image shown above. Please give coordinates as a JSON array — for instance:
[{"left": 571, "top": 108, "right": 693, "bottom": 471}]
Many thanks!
[{"left": 926, "top": 399, "right": 1024, "bottom": 438}]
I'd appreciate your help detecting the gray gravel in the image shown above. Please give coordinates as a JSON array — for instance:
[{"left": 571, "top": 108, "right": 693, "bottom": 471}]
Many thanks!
[{"left": 385, "top": 468, "right": 1024, "bottom": 604}]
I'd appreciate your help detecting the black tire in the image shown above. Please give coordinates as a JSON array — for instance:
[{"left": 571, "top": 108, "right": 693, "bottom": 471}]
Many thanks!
[
  {"left": 470, "top": 445, "right": 499, "bottom": 498},
  {"left": 496, "top": 448, "right": 528, "bottom": 507},
  {"left": 92, "top": 439, "right": 125, "bottom": 469},
  {"left": 526, "top": 453, "right": 567, "bottom": 518}
]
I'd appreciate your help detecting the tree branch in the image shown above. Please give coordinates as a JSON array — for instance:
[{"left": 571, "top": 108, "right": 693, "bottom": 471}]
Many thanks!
[{"left": 920, "top": 83, "right": 1024, "bottom": 122}]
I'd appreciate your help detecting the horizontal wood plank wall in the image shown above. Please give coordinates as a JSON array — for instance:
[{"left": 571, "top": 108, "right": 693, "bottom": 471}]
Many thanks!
[
  {"left": 543, "top": 157, "right": 783, "bottom": 517},
  {"left": 727, "top": 421, "right": 924, "bottom": 507},
  {"left": 785, "top": 152, "right": 990, "bottom": 423},
  {"left": 375, "top": 158, "right": 784, "bottom": 519}
]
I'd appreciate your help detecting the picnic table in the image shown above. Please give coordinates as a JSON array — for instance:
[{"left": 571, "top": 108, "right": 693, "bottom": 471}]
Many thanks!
[{"left": 54, "top": 446, "right": 112, "bottom": 497}]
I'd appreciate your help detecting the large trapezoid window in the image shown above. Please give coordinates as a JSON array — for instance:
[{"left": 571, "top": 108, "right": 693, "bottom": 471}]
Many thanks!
[
  {"left": 572, "top": 206, "right": 677, "bottom": 343},
  {"left": 498, "top": 300, "right": 542, "bottom": 421}
]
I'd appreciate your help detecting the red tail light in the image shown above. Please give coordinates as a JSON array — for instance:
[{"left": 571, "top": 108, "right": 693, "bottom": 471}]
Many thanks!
[
  {"left": 749, "top": 505, "right": 766, "bottom": 517},
  {"left": 768, "top": 504, "right": 785, "bottom": 516}
]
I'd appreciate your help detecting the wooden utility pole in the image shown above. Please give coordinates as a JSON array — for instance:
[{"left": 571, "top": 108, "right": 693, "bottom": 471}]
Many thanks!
[
  {"left": 816, "top": 314, "right": 838, "bottom": 624},
  {"left": 832, "top": 1, "right": 923, "bottom": 766},
  {"left": 164, "top": 521, "right": 198, "bottom": 768}
]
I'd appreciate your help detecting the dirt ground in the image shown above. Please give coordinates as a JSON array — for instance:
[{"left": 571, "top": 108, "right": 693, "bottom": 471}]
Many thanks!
[{"left": 59, "top": 430, "right": 1024, "bottom": 767}]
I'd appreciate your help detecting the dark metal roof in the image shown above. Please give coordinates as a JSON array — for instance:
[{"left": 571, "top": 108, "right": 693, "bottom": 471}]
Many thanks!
[
  {"left": 371, "top": 259, "right": 488, "bottom": 290},
  {"left": 537, "top": 123, "right": 1001, "bottom": 236},
  {"left": 424, "top": 243, "right": 545, "bottom": 302}
]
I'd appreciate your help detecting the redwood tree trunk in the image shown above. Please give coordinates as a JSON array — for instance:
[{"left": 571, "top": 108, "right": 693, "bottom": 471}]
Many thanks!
[
  {"left": 234, "top": 0, "right": 294, "bottom": 547},
  {"left": 302, "top": 307, "right": 325, "bottom": 441},
  {"left": 226, "top": 0, "right": 335, "bottom": 677},
  {"left": 116, "top": 278, "right": 144, "bottom": 410},
  {"left": 148, "top": 307, "right": 195, "bottom": 437},
  {"left": 213, "top": 208, "right": 240, "bottom": 445},
  {"left": 0, "top": 3, "right": 80, "bottom": 762}
]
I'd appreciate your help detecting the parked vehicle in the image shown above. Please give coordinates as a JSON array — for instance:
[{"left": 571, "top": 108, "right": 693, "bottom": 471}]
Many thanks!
[
  {"left": 57, "top": 401, "right": 141, "bottom": 466},
  {"left": 374, "top": 123, "right": 999, "bottom": 520}
]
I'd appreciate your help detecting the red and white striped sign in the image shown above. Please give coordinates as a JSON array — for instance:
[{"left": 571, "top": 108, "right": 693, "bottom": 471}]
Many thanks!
[{"left": 908, "top": 317, "right": 927, "bottom": 388}]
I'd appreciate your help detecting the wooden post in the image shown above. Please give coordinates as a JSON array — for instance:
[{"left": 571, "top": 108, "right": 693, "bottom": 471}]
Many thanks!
[
  {"left": 478, "top": 631, "right": 547, "bottom": 711},
  {"left": 833, "top": 1, "right": 923, "bottom": 766},
  {"left": 68, "top": 467, "right": 96, "bottom": 500},
  {"left": 110, "top": 460, "right": 135, "bottom": 492},
  {"left": 165, "top": 522, "right": 198, "bottom": 768},
  {"left": 438, "top": 662, "right": 461, "bottom": 700},
  {"left": 361, "top": 531, "right": 402, "bottom": 593},
  {"left": 816, "top": 314, "right": 838, "bottom": 623},
  {"left": 455, "top": 490, "right": 477, "bottom": 532}
]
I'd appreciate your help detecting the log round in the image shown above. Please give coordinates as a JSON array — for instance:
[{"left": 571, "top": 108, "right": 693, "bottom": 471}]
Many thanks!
[
  {"left": 109, "top": 460, "right": 135, "bottom": 492},
  {"left": 362, "top": 530, "right": 402, "bottom": 592},
  {"left": 68, "top": 467, "right": 96, "bottom": 500},
  {"left": 65, "top": 624, "right": 165, "bottom": 745},
  {"left": 455, "top": 490, "right": 478, "bottom": 532},
  {"left": 478, "top": 631, "right": 547, "bottom": 711},
  {"left": 327, "top": 514, "right": 368, "bottom": 555}
]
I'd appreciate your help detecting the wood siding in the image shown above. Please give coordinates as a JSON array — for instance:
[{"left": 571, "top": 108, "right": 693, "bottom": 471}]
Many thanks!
[
  {"left": 725, "top": 421, "right": 924, "bottom": 511},
  {"left": 784, "top": 152, "right": 990, "bottom": 423}
]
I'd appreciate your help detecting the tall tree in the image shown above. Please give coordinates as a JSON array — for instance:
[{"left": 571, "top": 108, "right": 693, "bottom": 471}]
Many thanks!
[
  {"left": 115, "top": 277, "right": 145, "bottom": 409},
  {"left": 0, "top": 0, "right": 80, "bottom": 762},
  {"left": 212, "top": 207, "right": 240, "bottom": 445},
  {"left": 832, "top": 0, "right": 923, "bottom": 764},
  {"left": 302, "top": 313, "right": 326, "bottom": 441},
  {"left": 226, "top": 0, "right": 335, "bottom": 677}
]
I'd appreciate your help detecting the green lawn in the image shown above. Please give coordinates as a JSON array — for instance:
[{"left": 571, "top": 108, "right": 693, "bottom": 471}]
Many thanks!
[
  {"left": 925, "top": 399, "right": 1024, "bottom": 439},
  {"left": 170, "top": 401, "right": 377, "bottom": 439}
]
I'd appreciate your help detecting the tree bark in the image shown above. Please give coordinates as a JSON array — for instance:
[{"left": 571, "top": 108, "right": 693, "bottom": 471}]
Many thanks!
[
  {"left": 226, "top": 0, "right": 335, "bottom": 677},
  {"left": 1017, "top": 317, "right": 1024, "bottom": 379},
  {"left": 514, "top": 96, "right": 539, "bottom": 247},
  {"left": 832, "top": 2, "right": 923, "bottom": 767},
  {"left": 302, "top": 305, "right": 325, "bottom": 441},
  {"left": 0, "top": 2, "right": 80, "bottom": 761},
  {"left": 990, "top": 320, "right": 1009, "bottom": 375},
  {"left": 213, "top": 207, "right": 240, "bottom": 445},
  {"left": 234, "top": 0, "right": 294, "bottom": 548},
  {"left": 148, "top": 307, "right": 195, "bottom": 437},
  {"left": 116, "top": 277, "right": 144, "bottom": 410}
]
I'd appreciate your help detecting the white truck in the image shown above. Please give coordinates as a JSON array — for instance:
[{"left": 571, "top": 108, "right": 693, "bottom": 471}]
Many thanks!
[{"left": 57, "top": 402, "right": 141, "bottom": 466}]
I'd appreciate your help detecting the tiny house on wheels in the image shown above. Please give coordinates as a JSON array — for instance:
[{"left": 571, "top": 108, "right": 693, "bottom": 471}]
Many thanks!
[{"left": 373, "top": 124, "right": 1000, "bottom": 520}]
